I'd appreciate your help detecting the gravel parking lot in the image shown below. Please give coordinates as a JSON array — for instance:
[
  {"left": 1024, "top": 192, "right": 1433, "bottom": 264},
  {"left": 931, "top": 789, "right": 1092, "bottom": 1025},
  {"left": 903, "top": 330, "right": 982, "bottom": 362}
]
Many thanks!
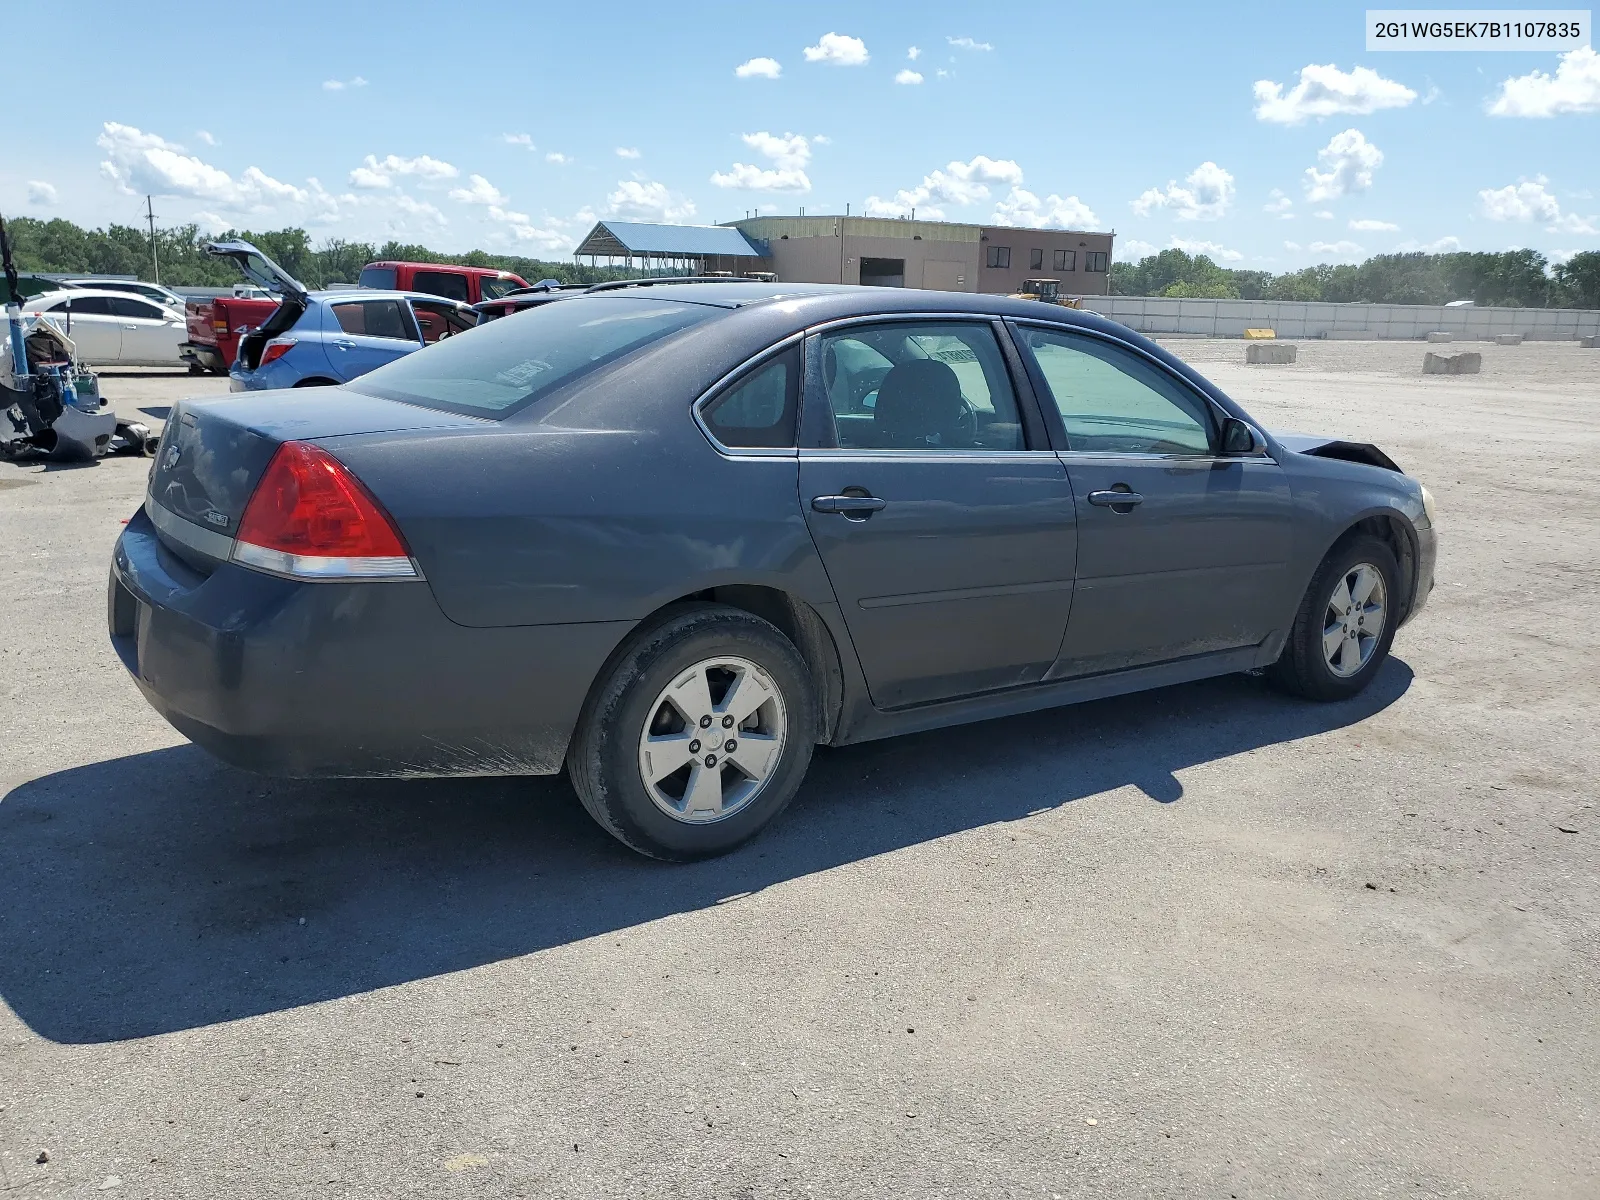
[{"left": 1, "top": 343, "right": 1596, "bottom": 1198}]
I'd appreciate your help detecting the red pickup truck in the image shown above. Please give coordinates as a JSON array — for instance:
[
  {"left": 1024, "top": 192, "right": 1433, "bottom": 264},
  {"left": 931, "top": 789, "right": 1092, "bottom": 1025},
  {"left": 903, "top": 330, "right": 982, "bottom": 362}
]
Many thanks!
[{"left": 181, "top": 261, "right": 529, "bottom": 374}]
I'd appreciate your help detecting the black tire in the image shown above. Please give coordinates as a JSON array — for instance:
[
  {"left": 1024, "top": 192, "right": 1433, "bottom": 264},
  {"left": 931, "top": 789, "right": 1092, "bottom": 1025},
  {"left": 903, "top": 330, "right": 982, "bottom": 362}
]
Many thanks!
[
  {"left": 568, "top": 604, "right": 818, "bottom": 861},
  {"left": 1267, "top": 534, "right": 1401, "bottom": 702}
]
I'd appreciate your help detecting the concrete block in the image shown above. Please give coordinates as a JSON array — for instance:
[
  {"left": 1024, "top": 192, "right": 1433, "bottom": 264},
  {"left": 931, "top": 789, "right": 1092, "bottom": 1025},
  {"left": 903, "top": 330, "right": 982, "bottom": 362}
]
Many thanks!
[
  {"left": 1494, "top": 334, "right": 1524, "bottom": 345},
  {"left": 1426, "top": 331, "right": 1454, "bottom": 343},
  {"left": 1423, "top": 351, "right": 1481, "bottom": 375},
  {"left": 1581, "top": 335, "right": 1600, "bottom": 348},
  {"left": 1246, "top": 343, "right": 1298, "bottom": 364}
]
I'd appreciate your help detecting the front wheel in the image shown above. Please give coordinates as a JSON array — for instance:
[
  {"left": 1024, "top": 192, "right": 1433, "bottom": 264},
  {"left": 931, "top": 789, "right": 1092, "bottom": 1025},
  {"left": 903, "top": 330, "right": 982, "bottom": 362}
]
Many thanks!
[
  {"left": 1267, "top": 534, "right": 1401, "bottom": 701},
  {"left": 567, "top": 605, "right": 817, "bottom": 860}
]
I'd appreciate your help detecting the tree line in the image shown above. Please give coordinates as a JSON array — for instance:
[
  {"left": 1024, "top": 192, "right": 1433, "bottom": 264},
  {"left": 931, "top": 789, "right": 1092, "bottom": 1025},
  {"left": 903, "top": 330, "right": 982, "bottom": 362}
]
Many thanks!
[
  {"left": 6, "top": 214, "right": 1598, "bottom": 308},
  {"left": 1, "top": 217, "right": 633, "bottom": 290},
  {"left": 1110, "top": 246, "right": 1600, "bottom": 308}
]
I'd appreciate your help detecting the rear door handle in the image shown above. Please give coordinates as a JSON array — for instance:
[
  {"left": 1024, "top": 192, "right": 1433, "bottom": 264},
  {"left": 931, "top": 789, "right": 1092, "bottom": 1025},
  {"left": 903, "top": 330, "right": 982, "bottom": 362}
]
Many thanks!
[
  {"left": 331, "top": 339, "right": 356, "bottom": 350},
  {"left": 1087, "top": 489, "right": 1143, "bottom": 508},
  {"left": 812, "top": 494, "right": 887, "bottom": 517}
]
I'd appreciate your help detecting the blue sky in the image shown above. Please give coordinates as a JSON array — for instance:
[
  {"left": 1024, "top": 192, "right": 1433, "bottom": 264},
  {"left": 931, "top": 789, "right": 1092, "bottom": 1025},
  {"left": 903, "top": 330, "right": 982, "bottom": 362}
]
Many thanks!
[{"left": 3, "top": 0, "right": 1596, "bottom": 269}]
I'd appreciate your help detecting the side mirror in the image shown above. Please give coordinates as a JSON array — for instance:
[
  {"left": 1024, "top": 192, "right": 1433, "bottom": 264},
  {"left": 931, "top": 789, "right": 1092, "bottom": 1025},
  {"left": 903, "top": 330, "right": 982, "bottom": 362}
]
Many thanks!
[{"left": 1221, "top": 417, "right": 1267, "bottom": 457}]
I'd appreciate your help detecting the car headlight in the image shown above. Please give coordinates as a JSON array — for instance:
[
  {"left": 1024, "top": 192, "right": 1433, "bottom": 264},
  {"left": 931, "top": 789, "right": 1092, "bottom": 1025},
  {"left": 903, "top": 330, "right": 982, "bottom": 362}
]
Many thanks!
[{"left": 1420, "top": 484, "right": 1437, "bottom": 525}]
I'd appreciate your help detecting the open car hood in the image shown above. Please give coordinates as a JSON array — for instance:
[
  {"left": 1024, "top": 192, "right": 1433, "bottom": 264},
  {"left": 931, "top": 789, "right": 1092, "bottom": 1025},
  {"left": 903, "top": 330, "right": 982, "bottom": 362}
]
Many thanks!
[
  {"left": 204, "top": 240, "right": 308, "bottom": 305},
  {"left": 1271, "top": 431, "right": 1403, "bottom": 474}
]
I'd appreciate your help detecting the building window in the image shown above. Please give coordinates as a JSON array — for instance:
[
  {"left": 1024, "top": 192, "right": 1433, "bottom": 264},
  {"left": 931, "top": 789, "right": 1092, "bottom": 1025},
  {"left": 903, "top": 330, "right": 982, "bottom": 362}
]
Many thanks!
[
  {"left": 1084, "top": 251, "right": 1109, "bottom": 273},
  {"left": 986, "top": 245, "right": 1011, "bottom": 269},
  {"left": 1029, "top": 248, "right": 1044, "bottom": 270},
  {"left": 1054, "top": 249, "right": 1076, "bottom": 272}
]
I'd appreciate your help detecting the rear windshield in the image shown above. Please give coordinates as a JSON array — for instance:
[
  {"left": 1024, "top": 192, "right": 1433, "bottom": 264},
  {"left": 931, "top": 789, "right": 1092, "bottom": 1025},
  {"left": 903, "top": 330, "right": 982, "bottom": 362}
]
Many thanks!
[
  {"left": 358, "top": 266, "right": 397, "bottom": 290},
  {"left": 347, "top": 296, "right": 716, "bottom": 418}
]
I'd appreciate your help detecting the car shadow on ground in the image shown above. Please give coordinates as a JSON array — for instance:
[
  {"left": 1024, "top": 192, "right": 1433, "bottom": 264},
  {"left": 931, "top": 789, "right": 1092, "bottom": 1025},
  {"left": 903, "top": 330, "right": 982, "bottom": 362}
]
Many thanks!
[{"left": 0, "top": 661, "right": 1411, "bottom": 1044}]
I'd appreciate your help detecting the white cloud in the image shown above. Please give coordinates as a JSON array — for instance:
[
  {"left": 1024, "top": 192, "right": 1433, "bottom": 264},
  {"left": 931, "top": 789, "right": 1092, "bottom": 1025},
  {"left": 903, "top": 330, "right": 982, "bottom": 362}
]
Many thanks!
[
  {"left": 1253, "top": 63, "right": 1417, "bottom": 124},
  {"left": 546, "top": 152, "right": 570, "bottom": 164},
  {"left": 615, "top": 147, "right": 641, "bottom": 159},
  {"left": 1264, "top": 188, "right": 1293, "bottom": 216},
  {"left": 26, "top": 180, "right": 57, "bottom": 205},
  {"left": 813, "top": 134, "right": 832, "bottom": 145},
  {"left": 1284, "top": 241, "right": 1302, "bottom": 251},
  {"left": 606, "top": 179, "right": 696, "bottom": 222},
  {"left": 195, "top": 130, "right": 216, "bottom": 146},
  {"left": 991, "top": 187, "right": 1098, "bottom": 229},
  {"left": 1131, "top": 160, "right": 1235, "bottom": 221},
  {"left": 1487, "top": 46, "right": 1600, "bottom": 116},
  {"left": 1395, "top": 235, "right": 1462, "bottom": 253},
  {"left": 502, "top": 133, "right": 534, "bottom": 148},
  {"left": 1118, "top": 239, "right": 1157, "bottom": 261},
  {"left": 97, "top": 122, "right": 309, "bottom": 210},
  {"left": 735, "top": 56, "right": 782, "bottom": 79},
  {"left": 487, "top": 205, "right": 567, "bottom": 251},
  {"left": 1312, "top": 210, "right": 1335, "bottom": 219},
  {"left": 866, "top": 154, "right": 1026, "bottom": 218},
  {"left": 936, "top": 68, "right": 950, "bottom": 79},
  {"left": 711, "top": 131, "right": 813, "bottom": 192},
  {"left": 349, "top": 153, "right": 459, "bottom": 189},
  {"left": 908, "top": 46, "right": 922, "bottom": 60},
  {"left": 803, "top": 32, "right": 869, "bottom": 66},
  {"left": 192, "top": 211, "right": 227, "bottom": 233},
  {"left": 1169, "top": 237, "right": 1243, "bottom": 262},
  {"left": 394, "top": 195, "right": 447, "bottom": 225},
  {"left": 1349, "top": 218, "right": 1399, "bottom": 231},
  {"left": 322, "top": 76, "right": 368, "bottom": 91},
  {"left": 947, "top": 36, "right": 994, "bottom": 51},
  {"left": 1302, "top": 129, "right": 1382, "bottom": 202},
  {"left": 1309, "top": 240, "right": 1365, "bottom": 257},
  {"left": 448, "top": 174, "right": 509, "bottom": 206},
  {"left": 896, "top": 69, "right": 924, "bottom": 85},
  {"left": 1479, "top": 177, "right": 1598, "bottom": 234}
]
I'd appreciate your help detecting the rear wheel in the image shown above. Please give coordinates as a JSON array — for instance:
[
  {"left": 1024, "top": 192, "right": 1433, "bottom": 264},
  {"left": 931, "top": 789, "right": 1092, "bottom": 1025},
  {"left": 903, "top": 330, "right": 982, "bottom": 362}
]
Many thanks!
[
  {"left": 568, "top": 605, "right": 817, "bottom": 861},
  {"left": 1267, "top": 534, "right": 1400, "bottom": 701}
]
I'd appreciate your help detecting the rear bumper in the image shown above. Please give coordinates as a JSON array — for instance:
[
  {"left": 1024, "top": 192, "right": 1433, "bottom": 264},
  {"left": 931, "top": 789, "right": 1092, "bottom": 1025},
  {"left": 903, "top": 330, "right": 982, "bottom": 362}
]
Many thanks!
[
  {"left": 109, "top": 507, "right": 634, "bottom": 778},
  {"left": 178, "top": 341, "right": 226, "bottom": 373}
]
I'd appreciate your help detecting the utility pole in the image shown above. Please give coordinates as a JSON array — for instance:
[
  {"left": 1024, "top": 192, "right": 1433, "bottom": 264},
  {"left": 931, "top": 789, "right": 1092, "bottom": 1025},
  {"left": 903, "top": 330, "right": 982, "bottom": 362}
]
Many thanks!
[{"left": 144, "top": 195, "right": 160, "bottom": 284}]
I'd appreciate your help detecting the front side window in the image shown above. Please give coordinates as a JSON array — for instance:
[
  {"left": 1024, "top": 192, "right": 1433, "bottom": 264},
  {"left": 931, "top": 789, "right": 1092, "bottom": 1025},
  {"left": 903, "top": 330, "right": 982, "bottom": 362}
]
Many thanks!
[
  {"left": 986, "top": 245, "right": 1011, "bottom": 269},
  {"left": 349, "top": 295, "right": 716, "bottom": 419},
  {"left": 411, "top": 270, "right": 472, "bottom": 303},
  {"left": 332, "top": 299, "right": 415, "bottom": 341},
  {"left": 1084, "top": 251, "right": 1109, "bottom": 273},
  {"left": 700, "top": 348, "right": 798, "bottom": 449},
  {"left": 1029, "top": 248, "right": 1044, "bottom": 270},
  {"left": 111, "top": 296, "right": 165, "bottom": 320},
  {"left": 1023, "top": 327, "right": 1213, "bottom": 455},
  {"left": 1054, "top": 249, "right": 1076, "bottom": 272},
  {"left": 817, "top": 321, "right": 1025, "bottom": 451},
  {"left": 411, "top": 300, "right": 476, "bottom": 344}
]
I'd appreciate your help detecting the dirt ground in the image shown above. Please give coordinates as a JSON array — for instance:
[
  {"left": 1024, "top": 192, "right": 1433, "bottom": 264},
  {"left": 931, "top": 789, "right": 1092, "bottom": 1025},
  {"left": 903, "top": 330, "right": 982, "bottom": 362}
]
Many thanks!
[{"left": 0, "top": 344, "right": 1596, "bottom": 1199}]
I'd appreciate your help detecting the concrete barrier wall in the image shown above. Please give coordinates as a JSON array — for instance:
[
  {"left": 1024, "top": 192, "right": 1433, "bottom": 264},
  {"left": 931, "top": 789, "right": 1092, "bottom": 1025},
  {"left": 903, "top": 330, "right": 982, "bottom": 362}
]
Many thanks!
[{"left": 1075, "top": 296, "right": 1600, "bottom": 341}]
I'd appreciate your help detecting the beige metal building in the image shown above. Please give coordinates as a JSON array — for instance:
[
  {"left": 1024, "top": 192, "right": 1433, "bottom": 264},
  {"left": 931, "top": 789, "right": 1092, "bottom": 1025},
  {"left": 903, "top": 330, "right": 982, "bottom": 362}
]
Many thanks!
[{"left": 724, "top": 215, "right": 1115, "bottom": 296}]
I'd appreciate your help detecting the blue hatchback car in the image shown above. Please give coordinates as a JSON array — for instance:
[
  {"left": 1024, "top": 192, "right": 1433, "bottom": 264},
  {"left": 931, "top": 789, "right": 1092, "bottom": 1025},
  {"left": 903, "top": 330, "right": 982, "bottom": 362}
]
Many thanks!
[{"left": 206, "top": 241, "right": 478, "bottom": 391}]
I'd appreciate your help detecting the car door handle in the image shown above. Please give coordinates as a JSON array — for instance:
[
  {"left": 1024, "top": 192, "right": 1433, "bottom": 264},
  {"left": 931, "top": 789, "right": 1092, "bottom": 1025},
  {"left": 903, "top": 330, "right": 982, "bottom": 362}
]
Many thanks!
[
  {"left": 331, "top": 339, "right": 356, "bottom": 350},
  {"left": 123, "top": 324, "right": 138, "bottom": 330},
  {"left": 812, "top": 494, "right": 887, "bottom": 516},
  {"left": 1087, "top": 489, "right": 1144, "bottom": 508}
]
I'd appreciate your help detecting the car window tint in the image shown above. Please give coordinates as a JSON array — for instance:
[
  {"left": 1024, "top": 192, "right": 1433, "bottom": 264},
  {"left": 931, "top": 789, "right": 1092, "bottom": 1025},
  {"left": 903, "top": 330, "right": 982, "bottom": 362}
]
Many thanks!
[
  {"left": 701, "top": 350, "right": 797, "bottom": 448},
  {"left": 358, "top": 266, "right": 397, "bottom": 290},
  {"left": 332, "top": 300, "right": 412, "bottom": 340},
  {"left": 60, "top": 296, "right": 115, "bottom": 316},
  {"left": 818, "top": 322, "right": 1024, "bottom": 451},
  {"left": 411, "top": 301, "right": 475, "bottom": 344},
  {"left": 349, "top": 295, "right": 716, "bottom": 419},
  {"left": 110, "top": 296, "right": 164, "bottom": 319},
  {"left": 1025, "top": 327, "right": 1212, "bottom": 455},
  {"left": 411, "top": 270, "right": 472, "bottom": 303},
  {"left": 478, "top": 277, "right": 517, "bottom": 300}
]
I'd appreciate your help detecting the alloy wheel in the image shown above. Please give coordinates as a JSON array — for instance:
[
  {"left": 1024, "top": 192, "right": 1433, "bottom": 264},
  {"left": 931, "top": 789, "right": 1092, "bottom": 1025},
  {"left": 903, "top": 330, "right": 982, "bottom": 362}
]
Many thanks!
[{"left": 1322, "top": 562, "right": 1388, "bottom": 678}]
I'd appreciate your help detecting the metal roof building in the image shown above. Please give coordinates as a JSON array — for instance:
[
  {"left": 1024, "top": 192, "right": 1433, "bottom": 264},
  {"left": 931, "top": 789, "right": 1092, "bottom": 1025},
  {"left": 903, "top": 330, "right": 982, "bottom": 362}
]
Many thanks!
[{"left": 573, "top": 221, "right": 767, "bottom": 273}]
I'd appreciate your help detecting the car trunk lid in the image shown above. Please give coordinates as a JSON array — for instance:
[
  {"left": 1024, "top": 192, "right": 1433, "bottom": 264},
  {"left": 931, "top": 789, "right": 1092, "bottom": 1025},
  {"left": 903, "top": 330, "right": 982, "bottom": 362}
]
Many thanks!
[{"left": 146, "top": 390, "right": 480, "bottom": 568}]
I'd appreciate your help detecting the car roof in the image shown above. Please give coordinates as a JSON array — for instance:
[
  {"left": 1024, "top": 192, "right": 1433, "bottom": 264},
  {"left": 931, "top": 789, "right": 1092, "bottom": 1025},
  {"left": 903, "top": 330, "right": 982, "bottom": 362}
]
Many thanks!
[
  {"left": 308, "top": 289, "right": 473, "bottom": 306},
  {"left": 22, "top": 288, "right": 173, "bottom": 306}
]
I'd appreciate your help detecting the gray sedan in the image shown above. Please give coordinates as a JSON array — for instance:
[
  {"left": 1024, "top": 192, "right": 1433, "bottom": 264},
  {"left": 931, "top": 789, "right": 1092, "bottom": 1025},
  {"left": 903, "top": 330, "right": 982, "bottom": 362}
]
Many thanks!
[{"left": 109, "top": 282, "right": 1437, "bottom": 860}]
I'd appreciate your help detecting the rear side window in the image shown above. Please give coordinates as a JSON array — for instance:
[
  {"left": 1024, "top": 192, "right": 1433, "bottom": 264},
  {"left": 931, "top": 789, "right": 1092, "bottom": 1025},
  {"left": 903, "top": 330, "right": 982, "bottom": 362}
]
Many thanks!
[
  {"left": 56, "top": 296, "right": 115, "bottom": 315},
  {"left": 332, "top": 300, "right": 416, "bottom": 341},
  {"left": 699, "top": 347, "right": 798, "bottom": 449},
  {"left": 411, "top": 270, "right": 472, "bottom": 303},
  {"left": 411, "top": 300, "right": 476, "bottom": 344},
  {"left": 349, "top": 295, "right": 717, "bottom": 418},
  {"left": 478, "top": 276, "right": 518, "bottom": 300},
  {"left": 358, "top": 266, "right": 397, "bottom": 289}
]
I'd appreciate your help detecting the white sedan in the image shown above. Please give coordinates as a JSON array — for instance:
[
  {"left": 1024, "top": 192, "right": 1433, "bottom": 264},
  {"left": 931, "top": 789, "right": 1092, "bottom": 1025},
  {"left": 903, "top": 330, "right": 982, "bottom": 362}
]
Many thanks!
[{"left": 22, "top": 289, "right": 186, "bottom": 367}]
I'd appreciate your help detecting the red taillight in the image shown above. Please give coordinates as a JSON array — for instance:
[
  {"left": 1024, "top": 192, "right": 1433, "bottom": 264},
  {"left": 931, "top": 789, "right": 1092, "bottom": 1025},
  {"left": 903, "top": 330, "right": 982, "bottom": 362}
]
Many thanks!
[
  {"left": 259, "top": 337, "right": 297, "bottom": 365},
  {"left": 231, "top": 441, "right": 416, "bottom": 580}
]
